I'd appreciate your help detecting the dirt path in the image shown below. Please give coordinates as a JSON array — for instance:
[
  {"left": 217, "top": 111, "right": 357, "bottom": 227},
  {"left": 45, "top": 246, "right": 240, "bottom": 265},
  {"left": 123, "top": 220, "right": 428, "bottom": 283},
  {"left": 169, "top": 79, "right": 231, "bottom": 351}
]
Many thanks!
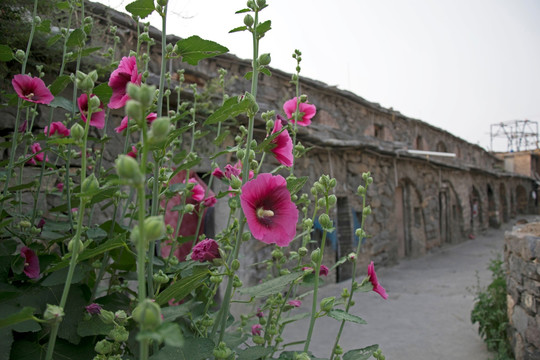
[{"left": 282, "top": 215, "right": 539, "bottom": 359}]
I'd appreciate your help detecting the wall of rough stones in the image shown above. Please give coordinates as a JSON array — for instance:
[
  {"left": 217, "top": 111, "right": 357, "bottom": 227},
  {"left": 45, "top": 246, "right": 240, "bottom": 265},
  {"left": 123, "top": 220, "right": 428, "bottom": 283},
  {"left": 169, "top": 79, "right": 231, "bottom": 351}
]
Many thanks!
[
  {"left": 1, "top": 1, "right": 538, "bottom": 284},
  {"left": 505, "top": 223, "right": 540, "bottom": 360}
]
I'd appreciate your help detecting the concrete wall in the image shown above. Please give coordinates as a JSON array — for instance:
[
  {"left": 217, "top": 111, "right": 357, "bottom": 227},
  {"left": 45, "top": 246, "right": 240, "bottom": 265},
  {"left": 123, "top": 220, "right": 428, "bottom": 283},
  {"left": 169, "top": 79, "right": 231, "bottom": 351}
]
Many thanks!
[{"left": 505, "top": 223, "right": 540, "bottom": 360}]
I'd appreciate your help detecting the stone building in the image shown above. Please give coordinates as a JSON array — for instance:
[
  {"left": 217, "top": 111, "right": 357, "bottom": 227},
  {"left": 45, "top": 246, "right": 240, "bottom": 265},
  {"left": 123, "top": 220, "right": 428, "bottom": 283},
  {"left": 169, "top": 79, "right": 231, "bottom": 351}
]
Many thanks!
[{"left": 2, "top": 1, "right": 537, "bottom": 283}]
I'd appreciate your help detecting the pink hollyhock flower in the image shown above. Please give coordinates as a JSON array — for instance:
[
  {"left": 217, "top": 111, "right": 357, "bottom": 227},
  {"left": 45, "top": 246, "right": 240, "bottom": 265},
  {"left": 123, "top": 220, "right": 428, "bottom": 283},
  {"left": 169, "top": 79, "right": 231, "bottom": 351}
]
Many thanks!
[
  {"left": 191, "top": 238, "right": 220, "bottom": 262},
  {"left": 212, "top": 167, "right": 225, "bottom": 179},
  {"left": 224, "top": 163, "right": 242, "bottom": 179},
  {"left": 78, "top": 94, "right": 105, "bottom": 129},
  {"left": 85, "top": 303, "right": 102, "bottom": 315},
  {"left": 127, "top": 145, "right": 138, "bottom": 158},
  {"left": 37, "top": 218, "right": 46, "bottom": 229},
  {"left": 319, "top": 265, "right": 329, "bottom": 276},
  {"left": 108, "top": 56, "right": 142, "bottom": 109},
  {"left": 283, "top": 97, "right": 316, "bottom": 126},
  {"left": 203, "top": 196, "right": 217, "bottom": 208},
  {"left": 116, "top": 113, "right": 157, "bottom": 133},
  {"left": 56, "top": 182, "right": 64, "bottom": 192},
  {"left": 256, "top": 308, "right": 264, "bottom": 318},
  {"left": 20, "top": 246, "right": 40, "bottom": 279},
  {"left": 288, "top": 300, "right": 302, "bottom": 307},
  {"left": 269, "top": 114, "right": 293, "bottom": 167},
  {"left": 251, "top": 324, "right": 263, "bottom": 336},
  {"left": 368, "top": 261, "right": 388, "bottom": 300},
  {"left": 44, "top": 122, "right": 70, "bottom": 137},
  {"left": 18, "top": 120, "right": 27, "bottom": 133},
  {"left": 187, "top": 178, "right": 205, "bottom": 202},
  {"left": 27, "top": 143, "right": 49, "bottom": 165},
  {"left": 12, "top": 74, "right": 54, "bottom": 104},
  {"left": 240, "top": 173, "right": 298, "bottom": 247}
]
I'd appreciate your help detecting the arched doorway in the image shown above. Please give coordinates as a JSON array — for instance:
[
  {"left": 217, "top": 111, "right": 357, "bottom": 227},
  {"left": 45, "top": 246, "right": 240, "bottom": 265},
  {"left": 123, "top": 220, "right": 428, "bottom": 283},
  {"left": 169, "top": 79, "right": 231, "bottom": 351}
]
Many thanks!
[
  {"left": 516, "top": 185, "right": 527, "bottom": 214},
  {"left": 470, "top": 186, "right": 482, "bottom": 235},
  {"left": 487, "top": 184, "right": 499, "bottom": 228},
  {"left": 499, "top": 183, "right": 509, "bottom": 223},
  {"left": 395, "top": 179, "right": 427, "bottom": 258},
  {"left": 440, "top": 182, "right": 464, "bottom": 244}
]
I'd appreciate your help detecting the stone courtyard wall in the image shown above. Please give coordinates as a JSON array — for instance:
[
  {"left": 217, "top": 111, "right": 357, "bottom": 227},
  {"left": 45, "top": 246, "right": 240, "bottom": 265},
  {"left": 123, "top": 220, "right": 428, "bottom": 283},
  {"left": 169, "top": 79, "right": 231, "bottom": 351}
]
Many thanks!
[
  {"left": 505, "top": 223, "right": 540, "bottom": 360},
  {"left": 1, "top": 1, "right": 538, "bottom": 284}
]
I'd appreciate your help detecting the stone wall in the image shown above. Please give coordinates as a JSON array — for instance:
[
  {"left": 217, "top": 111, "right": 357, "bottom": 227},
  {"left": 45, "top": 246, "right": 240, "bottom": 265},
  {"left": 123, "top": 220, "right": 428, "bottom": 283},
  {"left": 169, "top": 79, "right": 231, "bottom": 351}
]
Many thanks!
[{"left": 505, "top": 223, "right": 540, "bottom": 359}]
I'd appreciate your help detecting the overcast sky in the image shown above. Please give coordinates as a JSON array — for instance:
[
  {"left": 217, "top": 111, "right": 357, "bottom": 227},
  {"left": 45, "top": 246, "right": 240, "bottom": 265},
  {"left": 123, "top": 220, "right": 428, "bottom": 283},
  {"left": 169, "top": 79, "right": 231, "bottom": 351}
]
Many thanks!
[{"left": 96, "top": 0, "right": 540, "bottom": 152}]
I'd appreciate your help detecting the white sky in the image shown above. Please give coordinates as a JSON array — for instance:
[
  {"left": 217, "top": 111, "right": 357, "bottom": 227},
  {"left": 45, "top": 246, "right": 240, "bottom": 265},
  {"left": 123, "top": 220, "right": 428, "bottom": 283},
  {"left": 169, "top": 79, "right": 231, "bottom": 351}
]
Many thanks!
[{"left": 96, "top": 0, "right": 540, "bottom": 152}]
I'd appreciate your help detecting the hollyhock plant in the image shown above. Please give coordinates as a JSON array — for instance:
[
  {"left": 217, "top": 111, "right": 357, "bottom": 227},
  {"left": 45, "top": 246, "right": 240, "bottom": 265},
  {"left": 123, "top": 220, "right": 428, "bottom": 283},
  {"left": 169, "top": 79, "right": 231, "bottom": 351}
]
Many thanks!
[
  {"left": 203, "top": 196, "right": 217, "bottom": 208},
  {"left": 78, "top": 94, "right": 105, "bottom": 129},
  {"left": 20, "top": 246, "right": 40, "bottom": 279},
  {"left": 212, "top": 167, "right": 225, "bottom": 179},
  {"left": 187, "top": 178, "right": 205, "bottom": 202},
  {"left": 115, "top": 113, "right": 157, "bottom": 133},
  {"left": 127, "top": 145, "right": 138, "bottom": 158},
  {"left": 269, "top": 114, "right": 293, "bottom": 167},
  {"left": 283, "top": 96, "right": 316, "bottom": 126},
  {"left": 319, "top": 265, "right": 329, "bottom": 276},
  {"left": 288, "top": 300, "right": 302, "bottom": 307},
  {"left": 108, "top": 56, "right": 142, "bottom": 109},
  {"left": 44, "top": 122, "right": 70, "bottom": 137},
  {"left": 240, "top": 173, "right": 298, "bottom": 247},
  {"left": 191, "top": 239, "right": 220, "bottom": 262},
  {"left": 368, "top": 261, "right": 388, "bottom": 300},
  {"left": 12, "top": 74, "right": 54, "bottom": 104}
]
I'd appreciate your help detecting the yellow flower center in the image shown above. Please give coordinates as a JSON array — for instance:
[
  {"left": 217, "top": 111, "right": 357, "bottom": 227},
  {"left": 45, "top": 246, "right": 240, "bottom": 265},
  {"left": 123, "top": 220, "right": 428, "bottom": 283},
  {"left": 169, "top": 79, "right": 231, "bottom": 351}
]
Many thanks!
[
  {"left": 27, "top": 92, "right": 34, "bottom": 99},
  {"left": 256, "top": 207, "right": 274, "bottom": 218}
]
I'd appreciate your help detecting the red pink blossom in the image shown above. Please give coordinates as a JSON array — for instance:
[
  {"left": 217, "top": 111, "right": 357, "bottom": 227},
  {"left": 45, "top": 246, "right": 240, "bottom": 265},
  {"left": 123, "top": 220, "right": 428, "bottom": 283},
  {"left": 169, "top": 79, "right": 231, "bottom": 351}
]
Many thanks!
[
  {"left": 27, "top": 143, "right": 49, "bottom": 165},
  {"left": 283, "top": 97, "right": 316, "bottom": 126},
  {"left": 78, "top": 94, "right": 105, "bottom": 129},
  {"left": 20, "top": 246, "right": 40, "bottom": 279},
  {"left": 368, "top": 261, "right": 388, "bottom": 299},
  {"left": 251, "top": 324, "right": 263, "bottom": 336},
  {"left": 191, "top": 238, "right": 220, "bottom": 262},
  {"left": 108, "top": 56, "right": 142, "bottom": 109},
  {"left": 12, "top": 74, "right": 54, "bottom": 104},
  {"left": 115, "top": 113, "right": 157, "bottom": 133},
  {"left": 269, "top": 114, "right": 293, "bottom": 167},
  {"left": 44, "top": 122, "right": 70, "bottom": 137},
  {"left": 240, "top": 173, "right": 298, "bottom": 247}
]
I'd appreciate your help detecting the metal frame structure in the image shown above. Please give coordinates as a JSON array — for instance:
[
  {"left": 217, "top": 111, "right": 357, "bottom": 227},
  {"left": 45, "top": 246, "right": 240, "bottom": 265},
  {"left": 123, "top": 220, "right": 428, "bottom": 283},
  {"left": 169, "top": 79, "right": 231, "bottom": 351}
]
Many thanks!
[{"left": 490, "top": 120, "right": 539, "bottom": 152}]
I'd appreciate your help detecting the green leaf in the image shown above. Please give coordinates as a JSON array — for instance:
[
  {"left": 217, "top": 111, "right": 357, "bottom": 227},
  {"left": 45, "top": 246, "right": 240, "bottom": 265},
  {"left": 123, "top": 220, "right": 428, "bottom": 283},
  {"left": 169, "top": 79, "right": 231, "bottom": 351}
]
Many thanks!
[
  {"left": 86, "top": 226, "right": 108, "bottom": 241},
  {"left": 56, "top": 1, "right": 71, "bottom": 10},
  {"left": 46, "top": 236, "right": 127, "bottom": 273},
  {"left": 204, "top": 94, "right": 254, "bottom": 125},
  {"left": 80, "top": 46, "right": 102, "bottom": 57},
  {"left": 158, "top": 322, "right": 184, "bottom": 347},
  {"left": 0, "top": 45, "right": 13, "bottom": 61},
  {"left": 41, "top": 265, "right": 85, "bottom": 286},
  {"left": 47, "top": 34, "right": 63, "bottom": 47},
  {"left": 77, "top": 316, "right": 114, "bottom": 337},
  {"left": 330, "top": 256, "right": 347, "bottom": 272},
  {"left": 342, "top": 344, "right": 379, "bottom": 360},
  {"left": 49, "top": 75, "right": 72, "bottom": 96},
  {"left": 256, "top": 20, "right": 272, "bottom": 37},
  {"left": 175, "top": 35, "right": 228, "bottom": 66},
  {"left": 149, "top": 337, "right": 214, "bottom": 360},
  {"left": 0, "top": 307, "right": 35, "bottom": 329},
  {"left": 209, "top": 145, "right": 238, "bottom": 160},
  {"left": 8, "top": 181, "right": 37, "bottom": 192},
  {"left": 327, "top": 309, "right": 367, "bottom": 325},
  {"left": 155, "top": 267, "right": 209, "bottom": 305},
  {"left": 36, "top": 19, "right": 51, "bottom": 33},
  {"left": 229, "top": 26, "right": 247, "bottom": 33},
  {"left": 235, "top": 8, "right": 251, "bottom": 14},
  {"left": 126, "top": 0, "right": 155, "bottom": 19},
  {"left": 213, "top": 129, "right": 230, "bottom": 146},
  {"left": 66, "top": 29, "right": 86, "bottom": 48},
  {"left": 49, "top": 96, "right": 75, "bottom": 112},
  {"left": 168, "top": 156, "right": 201, "bottom": 180},
  {"left": 237, "top": 346, "right": 273, "bottom": 360},
  {"left": 237, "top": 272, "right": 304, "bottom": 297},
  {"left": 243, "top": 71, "right": 253, "bottom": 81},
  {"left": 93, "top": 83, "right": 113, "bottom": 106},
  {"left": 280, "top": 312, "right": 310, "bottom": 325},
  {"left": 260, "top": 67, "right": 272, "bottom": 77},
  {"left": 287, "top": 176, "right": 308, "bottom": 196}
]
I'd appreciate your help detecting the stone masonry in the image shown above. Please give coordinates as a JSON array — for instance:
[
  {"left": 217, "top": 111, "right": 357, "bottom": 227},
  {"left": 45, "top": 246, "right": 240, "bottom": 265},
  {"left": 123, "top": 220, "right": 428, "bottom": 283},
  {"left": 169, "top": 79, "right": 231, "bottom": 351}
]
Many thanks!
[{"left": 505, "top": 223, "right": 540, "bottom": 360}]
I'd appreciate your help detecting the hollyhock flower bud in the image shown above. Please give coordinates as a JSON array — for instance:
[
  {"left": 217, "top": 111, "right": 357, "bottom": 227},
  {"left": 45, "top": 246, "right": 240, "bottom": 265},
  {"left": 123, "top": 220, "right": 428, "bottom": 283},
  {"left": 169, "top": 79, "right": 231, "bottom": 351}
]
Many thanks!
[
  {"left": 327, "top": 194, "right": 337, "bottom": 207},
  {"left": 95, "top": 339, "right": 114, "bottom": 355},
  {"left": 288, "top": 300, "right": 301, "bottom": 307},
  {"left": 203, "top": 196, "right": 217, "bottom": 208},
  {"left": 295, "top": 352, "right": 311, "bottom": 360},
  {"left": 213, "top": 342, "right": 233, "bottom": 360},
  {"left": 85, "top": 303, "right": 102, "bottom": 315},
  {"left": 251, "top": 324, "right": 263, "bottom": 336},
  {"left": 319, "top": 265, "right": 329, "bottom": 276},
  {"left": 144, "top": 215, "right": 166, "bottom": 242},
  {"left": 192, "top": 239, "right": 221, "bottom": 262},
  {"left": 184, "top": 203, "right": 195, "bottom": 213},
  {"left": 67, "top": 238, "right": 84, "bottom": 254},
  {"left": 243, "top": 14, "right": 254, "bottom": 27},
  {"left": 318, "top": 213, "right": 333, "bottom": 230},
  {"left": 98, "top": 309, "right": 115, "bottom": 324},
  {"left": 310, "top": 248, "right": 321, "bottom": 263},
  {"left": 138, "top": 84, "right": 156, "bottom": 107},
  {"left": 253, "top": 335, "right": 265, "bottom": 345},
  {"left": 132, "top": 299, "right": 162, "bottom": 330},
  {"left": 149, "top": 116, "right": 170, "bottom": 143},
  {"left": 108, "top": 325, "right": 129, "bottom": 342},
  {"left": 347, "top": 252, "right": 356, "bottom": 262},
  {"left": 44, "top": 304, "right": 64, "bottom": 323},
  {"left": 229, "top": 175, "right": 242, "bottom": 190},
  {"left": 231, "top": 259, "right": 240, "bottom": 271},
  {"left": 114, "top": 310, "right": 128, "bottom": 324},
  {"left": 81, "top": 173, "right": 100, "bottom": 196},
  {"left": 363, "top": 206, "right": 372, "bottom": 216},
  {"left": 15, "top": 49, "right": 25, "bottom": 61},
  {"left": 153, "top": 270, "right": 169, "bottom": 284},
  {"left": 115, "top": 155, "right": 143, "bottom": 184},
  {"left": 70, "top": 123, "right": 84, "bottom": 141},
  {"left": 88, "top": 94, "right": 101, "bottom": 111},
  {"left": 320, "top": 296, "right": 335, "bottom": 312},
  {"left": 126, "top": 100, "right": 143, "bottom": 122},
  {"left": 298, "top": 247, "right": 308, "bottom": 257},
  {"left": 356, "top": 228, "right": 366, "bottom": 238},
  {"left": 258, "top": 53, "right": 271, "bottom": 66}
]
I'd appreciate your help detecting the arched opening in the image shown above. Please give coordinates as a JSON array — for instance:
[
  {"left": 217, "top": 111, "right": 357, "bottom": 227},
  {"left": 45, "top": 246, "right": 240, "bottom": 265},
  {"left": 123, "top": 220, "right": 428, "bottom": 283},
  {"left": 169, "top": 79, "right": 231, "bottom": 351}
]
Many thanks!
[
  {"left": 436, "top": 141, "right": 447, "bottom": 153},
  {"left": 395, "top": 179, "right": 427, "bottom": 258},
  {"left": 415, "top": 136, "right": 424, "bottom": 150},
  {"left": 487, "top": 184, "right": 499, "bottom": 228},
  {"left": 499, "top": 183, "right": 509, "bottom": 223},
  {"left": 470, "top": 186, "right": 482, "bottom": 235},
  {"left": 439, "top": 182, "right": 464, "bottom": 244},
  {"left": 516, "top": 185, "right": 528, "bottom": 214}
]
